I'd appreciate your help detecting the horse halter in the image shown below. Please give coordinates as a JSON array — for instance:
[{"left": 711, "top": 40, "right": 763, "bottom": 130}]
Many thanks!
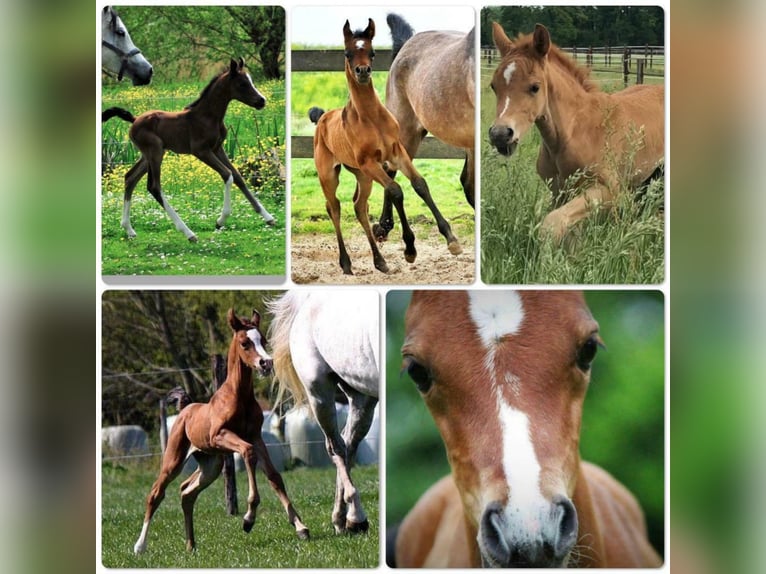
[{"left": 102, "top": 40, "right": 142, "bottom": 81}]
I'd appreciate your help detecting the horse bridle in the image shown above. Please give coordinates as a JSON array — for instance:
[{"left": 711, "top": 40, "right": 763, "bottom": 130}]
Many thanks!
[{"left": 102, "top": 40, "right": 142, "bottom": 82}]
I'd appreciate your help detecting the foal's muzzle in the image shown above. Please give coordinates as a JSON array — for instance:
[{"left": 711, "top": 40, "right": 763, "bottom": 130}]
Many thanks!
[
  {"left": 354, "top": 66, "right": 372, "bottom": 84},
  {"left": 258, "top": 358, "right": 273, "bottom": 376},
  {"left": 488, "top": 125, "right": 518, "bottom": 157},
  {"left": 478, "top": 497, "right": 578, "bottom": 568}
]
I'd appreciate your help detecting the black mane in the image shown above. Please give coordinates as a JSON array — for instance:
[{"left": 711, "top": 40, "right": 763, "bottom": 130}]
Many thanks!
[{"left": 184, "top": 71, "right": 225, "bottom": 110}]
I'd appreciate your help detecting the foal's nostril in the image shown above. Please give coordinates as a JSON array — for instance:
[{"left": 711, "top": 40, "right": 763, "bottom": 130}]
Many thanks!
[
  {"left": 552, "top": 495, "right": 578, "bottom": 559},
  {"left": 479, "top": 502, "right": 511, "bottom": 567},
  {"left": 260, "top": 358, "right": 273, "bottom": 372}
]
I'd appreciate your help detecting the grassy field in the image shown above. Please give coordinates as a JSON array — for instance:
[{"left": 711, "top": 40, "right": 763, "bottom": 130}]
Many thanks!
[
  {"left": 101, "top": 460, "right": 379, "bottom": 568},
  {"left": 101, "top": 80, "right": 287, "bottom": 277},
  {"left": 479, "top": 67, "right": 665, "bottom": 285}
]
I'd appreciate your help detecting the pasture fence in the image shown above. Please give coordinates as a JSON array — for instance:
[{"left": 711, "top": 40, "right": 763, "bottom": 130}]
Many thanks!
[
  {"left": 291, "top": 49, "right": 465, "bottom": 160},
  {"left": 481, "top": 44, "right": 664, "bottom": 87}
]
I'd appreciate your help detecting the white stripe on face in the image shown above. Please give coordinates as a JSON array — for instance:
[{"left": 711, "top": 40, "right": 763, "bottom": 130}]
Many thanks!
[
  {"left": 500, "top": 96, "right": 511, "bottom": 119},
  {"left": 503, "top": 62, "right": 517, "bottom": 84},
  {"left": 355, "top": 40, "right": 365, "bottom": 50},
  {"left": 468, "top": 291, "right": 545, "bottom": 537},
  {"left": 246, "top": 328, "right": 271, "bottom": 360}
]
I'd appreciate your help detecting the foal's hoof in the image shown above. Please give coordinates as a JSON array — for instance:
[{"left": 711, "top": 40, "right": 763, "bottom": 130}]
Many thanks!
[
  {"left": 448, "top": 240, "right": 463, "bottom": 255},
  {"left": 188, "top": 235, "right": 198, "bottom": 243},
  {"left": 345, "top": 519, "right": 369, "bottom": 534},
  {"left": 243, "top": 518, "right": 255, "bottom": 533},
  {"left": 404, "top": 250, "right": 417, "bottom": 264},
  {"left": 265, "top": 217, "right": 276, "bottom": 226},
  {"left": 297, "top": 528, "right": 311, "bottom": 541},
  {"left": 372, "top": 223, "right": 389, "bottom": 242},
  {"left": 375, "top": 260, "right": 390, "bottom": 273}
]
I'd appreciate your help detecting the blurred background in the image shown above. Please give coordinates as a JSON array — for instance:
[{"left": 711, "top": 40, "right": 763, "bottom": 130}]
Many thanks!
[{"left": 386, "top": 290, "right": 665, "bottom": 557}]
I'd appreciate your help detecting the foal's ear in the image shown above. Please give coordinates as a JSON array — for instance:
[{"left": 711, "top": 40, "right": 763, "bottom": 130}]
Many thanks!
[
  {"left": 251, "top": 309, "right": 261, "bottom": 327},
  {"left": 238, "top": 57, "right": 245, "bottom": 70},
  {"left": 343, "top": 20, "right": 352, "bottom": 42},
  {"left": 365, "top": 18, "right": 375, "bottom": 40},
  {"left": 492, "top": 22, "right": 513, "bottom": 57},
  {"left": 229, "top": 59, "right": 239, "bottom": 74},
  {"left": 227, "top": 308, "right": 245, "bottom": 331},
  {"left": 533, "top": 23, "right": 551, "bottom": 58}
]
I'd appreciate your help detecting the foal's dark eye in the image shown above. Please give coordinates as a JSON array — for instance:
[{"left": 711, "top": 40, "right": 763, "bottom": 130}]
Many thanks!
[
  {"left": 370, "top": 50, "right": 376, "bottom": 59},
  {"left": 344, "top": 50, "right": 352, "bottom": 60},
  {"left": 402, "top": 356, "right": 433, "bottom": 394},
  {"left": 576, "top": 336, "right": 600, "bottom": 371},
  {"left": 530, "top": 84, "right": 540, "bottom": 94}
]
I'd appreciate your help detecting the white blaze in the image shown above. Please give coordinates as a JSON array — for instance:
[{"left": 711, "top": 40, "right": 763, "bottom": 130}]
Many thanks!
[
  {"left": 503, "top": 62, "right": 517, "bottom": 84},
  {"left": 468, "top": 291, "right": 546, "bottom": 538},
  {"left": 246, "top": 328, "right": 271, "bottom": 360}
]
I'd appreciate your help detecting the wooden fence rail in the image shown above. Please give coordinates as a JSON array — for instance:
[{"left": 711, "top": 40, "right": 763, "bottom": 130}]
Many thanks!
[{"left": 291, "top": 49, "right": 465, "bottom": 160}]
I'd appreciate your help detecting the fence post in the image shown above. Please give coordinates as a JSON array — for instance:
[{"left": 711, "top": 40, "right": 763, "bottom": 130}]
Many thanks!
[
  {"left": 636, "top": 58, "right": 645, "bottom": 84},
  {"left": 623, "top": 47, "right": 630, "bottom": 87},
  {"left": 587, "top": 46, "right": 593, "bottom": 67},
  {"left": 213, "top": 353, "right": 239, "bottom": 515},
  {"left": 159, "top": 398, "right": 168, "bottom": 452}
]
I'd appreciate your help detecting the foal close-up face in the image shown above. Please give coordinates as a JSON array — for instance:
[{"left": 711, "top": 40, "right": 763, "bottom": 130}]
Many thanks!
[
  {"left": 342, "top": 19, "right": 376, "bottom": 85},
  {"left": 488, "top": 23, "right": 551, "bottom": 156},
  {"left": 402, "top": 290, "right": 600, "bottom": 567},
  {"left": 227, "top": 309, "right": 273, "bottom": 376},
  {"left": 226, "top": 58, "right": 267, "bottom": 110}
]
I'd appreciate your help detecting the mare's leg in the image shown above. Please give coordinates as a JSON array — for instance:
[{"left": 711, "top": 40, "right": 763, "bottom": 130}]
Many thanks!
[
  {"left": 460, "top": 149, "right": 475, "bottom": 209},
  {"left": 253, "top": 437, "right": 311, "bottom": 540},
  {"left": 211, "top": 429, "right": 260, "bottom": 532},
  {"left": 314, "top": 144, "right": 352, "bottom": 274},
  {"left": 143, "top": 144, "right": 198, "bottom": 242},
  {"left": 541, "top": 183, "right": 615, "bottom": 244},
  {"left": 121, "top": 156, "right": 148, "bottom": 238},
  {"left": 397, "top": 155, "right": 462, "bottom": 255},
  {"left": 352, "top": 173, "right": 389, "bottom": 273},
  {"left": 179, "top": 453, "right": 224, "bottom": 551},
  {"left": 337, "top": 389, "right": 378, "bottom": 532},
  {"left": 358, "top": 159, "right": 417, "bottom": 264},
  {"left": 134, "top": 423, "right": 191, "bottom": 554},
  {"left": 212, "top": 147, "right": 275, "bottom": 226}
]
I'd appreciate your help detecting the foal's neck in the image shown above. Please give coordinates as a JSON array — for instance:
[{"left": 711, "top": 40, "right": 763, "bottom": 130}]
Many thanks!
[
  {"left": 345, "top": 63, "right": 382, "bottom": 114},
  {"left": 226, "top": 345, "right": 255, "bottom": 397},
  {"left": 536, "top": 62, "right": 593, "bottom": 151},
  {"left": 190, "top": 78, "right": 233, "bottom": 121}
]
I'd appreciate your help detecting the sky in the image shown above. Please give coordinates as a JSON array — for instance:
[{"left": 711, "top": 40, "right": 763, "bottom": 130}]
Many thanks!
[{"left": 291, "top": 6, "right": 476, "bottom": 47}]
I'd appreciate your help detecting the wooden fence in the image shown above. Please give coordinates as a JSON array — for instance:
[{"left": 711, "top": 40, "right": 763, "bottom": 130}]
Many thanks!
[{"left": 291, "top": 49, "right": 465, "bottom": 160}]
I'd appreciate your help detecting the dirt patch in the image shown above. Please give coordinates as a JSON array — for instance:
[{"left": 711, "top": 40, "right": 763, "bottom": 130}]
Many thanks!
[{"left": 291, "top": 225, "right": 475, "bottom": 285}]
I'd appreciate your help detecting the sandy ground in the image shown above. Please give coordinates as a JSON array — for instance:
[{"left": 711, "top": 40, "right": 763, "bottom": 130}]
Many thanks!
[{"left": 291, "top": 222, "right": 475, "bottom": 285}]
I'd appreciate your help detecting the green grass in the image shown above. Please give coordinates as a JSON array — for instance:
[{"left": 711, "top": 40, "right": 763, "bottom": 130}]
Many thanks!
[
  {"left": 101, "top": 460, "right": 379, "bottom": 568},
  {"left": 101, "top": 80, "right": 287, "bottom": 277},
  {"left": 479, "top": 68, "right": 664, "bottom": 284}
]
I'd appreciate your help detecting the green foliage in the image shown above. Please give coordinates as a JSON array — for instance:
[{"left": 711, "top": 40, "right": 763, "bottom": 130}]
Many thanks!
[
  {"left": 101, "top": 462, "right": 379, "bottom": 567},
  {"left": 385, "top": 291, "right": 664, "bottom": 556},
  {"left": 111, "top": 5, "right": 285, "bottom": 82}
]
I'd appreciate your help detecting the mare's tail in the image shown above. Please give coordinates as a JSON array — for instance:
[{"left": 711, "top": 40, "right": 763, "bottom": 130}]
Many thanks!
[
  {"left": 267, "top": 291, "right": 311, "bottom": 407},
  {"left": 166, "top": 386, "right": 193, "bottom": 410},
  {"left": 308, "top": 106, "right": 325, "bottom": 125},
  {"left": 102, "top": 107, "right": 135, "bottom": 123},
  {"left": 387, "top": 13, "right": 415, "bottom": 61}
]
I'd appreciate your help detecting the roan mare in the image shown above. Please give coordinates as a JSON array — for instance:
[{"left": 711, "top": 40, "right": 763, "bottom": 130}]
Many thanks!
[
  {"left": 374, "top": 12, "right": 474, "bottom": 250},
  {"left": 102, "top": 58, "right": 275, "bottom": 241},
  {"left": 133, "top": 309, "right": 309, "bottom": 554},
  {"left": 268, "top": 291, "right": 378, "bottom": 533},
  {"left": 391, "top": 291, "right": 661, "bottom": 568},
  {"left": 488, "top": 24, "right": 664, "bottom": 242},
  {"left": 101, "top": 6, "right": 153, "bottom": 85},
  {"left": 309, "top": 19, "right": 459, "bottom": 275}
]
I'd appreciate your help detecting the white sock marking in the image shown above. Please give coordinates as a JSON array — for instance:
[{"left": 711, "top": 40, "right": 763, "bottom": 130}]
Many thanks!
[
  {"left": 217, "top": 174, "right": 233, "bottom": 227},
  {"left": 134, "top": 520, "right": 150, "bottom": 554}
]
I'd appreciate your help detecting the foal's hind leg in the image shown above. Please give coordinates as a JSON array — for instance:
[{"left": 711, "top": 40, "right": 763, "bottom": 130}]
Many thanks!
[
  {"left": 179, "top": 453, "right": 224, "bottom": 551},
  {"left": 134, "top": 426, "right": 192, "bottom": 554},
  {"left": 253, "top": 437, "right": 310, "bottom": 540},
  {"left": 143, "top": 147, "right": 198, "bottom": 242},
  {"left": 121, "top": 156, "right": 148, "bottom": 238},
  {"left": 460, "top": 149, "right": 475, "bottom": 208}
]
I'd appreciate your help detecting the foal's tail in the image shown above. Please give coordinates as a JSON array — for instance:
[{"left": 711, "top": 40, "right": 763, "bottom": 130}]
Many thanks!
[
  {"left": 387, "top": 13, "right": 415, "bottom": 61},
  {"left": 267, "top": 292, "right": 310, "bottom": 408},
  {"left": 166, "top": 386, "right": 193, "bottom": 410},
  {"left": 102, "top": 106, "right": 135, "bottom": 123},
  {"left": 308, "top": 106, "right": 325, "bottom": 125}
]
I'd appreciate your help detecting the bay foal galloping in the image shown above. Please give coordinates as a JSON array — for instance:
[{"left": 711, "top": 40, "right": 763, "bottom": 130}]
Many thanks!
[
  {"left": 393, "top": 291, "right": 661, "bottom": 568},
  {"left": 310, "top": 19, "right": 459, "bottom": 275},
  {"left": 102, "top": 58, "right": 275, "bottom": 242},
  {"left": 133, "top": 309, "right": 309, "bottom": 554}
]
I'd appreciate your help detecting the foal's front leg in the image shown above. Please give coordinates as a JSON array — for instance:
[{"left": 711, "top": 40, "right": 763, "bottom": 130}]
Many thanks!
[
  {"left": 212, "top": 429, "right": 260, "bottom": 532},
  {"left": 213, "top": 148, "right": 276, "bottom": 226}
]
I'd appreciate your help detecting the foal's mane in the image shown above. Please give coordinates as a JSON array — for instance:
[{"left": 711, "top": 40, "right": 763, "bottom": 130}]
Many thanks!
[
  {"left": 184, "top": 68, "right": 228, "bottom": 110},
  {"left": 512, "top": 31, "right": 598, "bottom": 92}
]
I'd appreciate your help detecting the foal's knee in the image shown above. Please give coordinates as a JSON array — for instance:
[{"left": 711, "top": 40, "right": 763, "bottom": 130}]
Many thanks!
[{"left": 385, "top": 182, "right": 404, "bottom": 204}]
